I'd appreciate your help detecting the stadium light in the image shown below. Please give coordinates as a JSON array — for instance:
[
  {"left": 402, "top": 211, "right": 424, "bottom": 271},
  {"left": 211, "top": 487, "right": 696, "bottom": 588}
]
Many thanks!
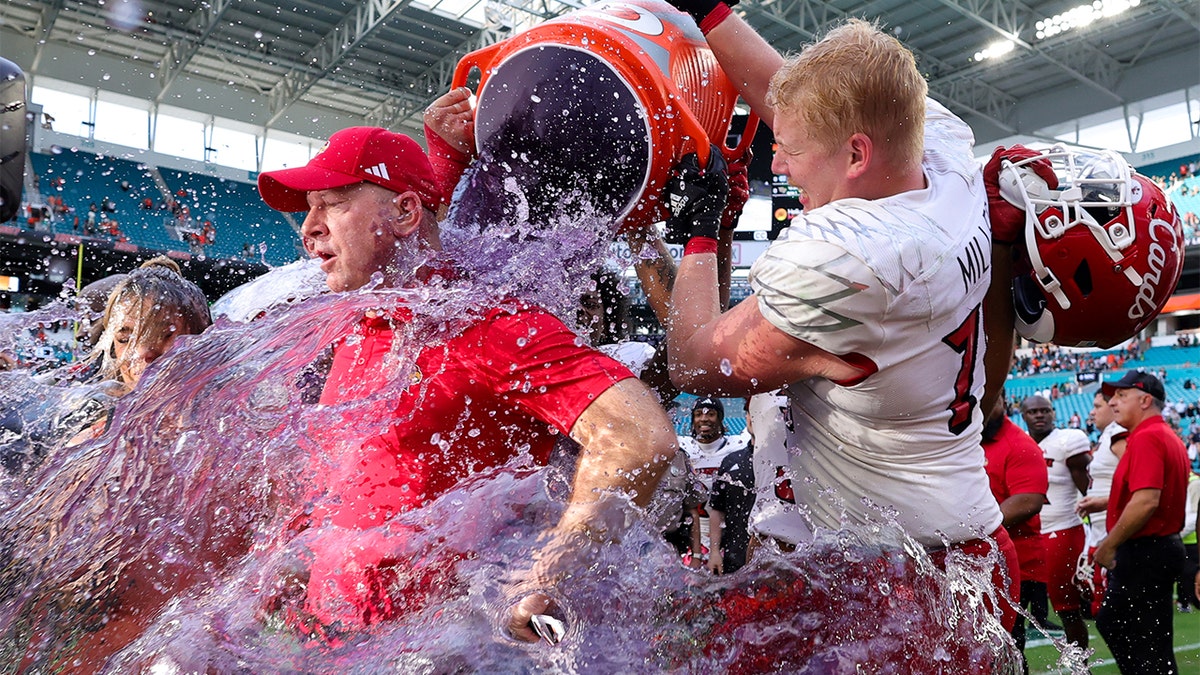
[
  {"left": 973, "top": 39, "right": 1016, "bottom": 63},
  {"left": 1035, "top": 0, "right": 1141, "bottom": 40}
]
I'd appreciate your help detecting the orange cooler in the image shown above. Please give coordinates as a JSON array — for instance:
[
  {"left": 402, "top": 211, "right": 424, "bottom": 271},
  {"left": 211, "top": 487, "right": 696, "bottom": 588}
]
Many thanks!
[{"left": 452, "top": 0, "right": 756, "bottom": 231}]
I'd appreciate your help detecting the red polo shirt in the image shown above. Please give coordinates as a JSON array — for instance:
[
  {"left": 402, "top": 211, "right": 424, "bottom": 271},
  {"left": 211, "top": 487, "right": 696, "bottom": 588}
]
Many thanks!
[
  {"left": 983, "top": 418, "right": 1049, "bottom": 583},
  {"left": 1107, "top": 414, "right": 1190, "bottom": 539},
  {"left": 303, "top": 302, "right": 634, "bottom": 628}
]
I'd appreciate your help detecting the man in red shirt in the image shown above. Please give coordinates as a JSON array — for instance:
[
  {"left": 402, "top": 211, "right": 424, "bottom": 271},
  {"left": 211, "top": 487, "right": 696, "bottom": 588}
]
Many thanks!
[
  {"left": 1095, "top": 371, "right": 1197, "bottom": 673},
  {"left": 982, "top": 393, "right": 1048, "bottom": 669},
  {"left": 256, "top": 126, "right": 678, "bottom": 641}
]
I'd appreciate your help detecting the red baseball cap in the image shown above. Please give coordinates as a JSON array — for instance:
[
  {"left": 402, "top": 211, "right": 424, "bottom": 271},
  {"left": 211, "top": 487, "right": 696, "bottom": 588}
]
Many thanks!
[{"left": 257, "top": 126, "right": 440, "bottom": 213}]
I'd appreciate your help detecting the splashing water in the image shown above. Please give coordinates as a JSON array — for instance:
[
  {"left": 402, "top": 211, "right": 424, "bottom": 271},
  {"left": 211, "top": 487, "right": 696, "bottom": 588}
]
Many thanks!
[
  {"left": 0, "top": 265, "right": 1044, "bottom": 673},
  {"left": 0, "top": 96, "right": 1057, "bottom": 675}
]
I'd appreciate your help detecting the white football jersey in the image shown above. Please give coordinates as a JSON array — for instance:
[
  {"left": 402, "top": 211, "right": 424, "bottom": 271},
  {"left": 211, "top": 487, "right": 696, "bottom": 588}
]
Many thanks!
[
  {"left": 747, "top": 392, "right": 815, "bottom": 543},
  {"left": 1085, "top": 421, "right": 1124, "bottom": 544},
  {"left": 746, "top": 99, "right": 1002, "bottom": 547},
  {"left": 679, "top": 432, "right": 750, "bottom": 551},
  {"left": 1038, "top": 427, "right": 1090, "bottom": 533}
]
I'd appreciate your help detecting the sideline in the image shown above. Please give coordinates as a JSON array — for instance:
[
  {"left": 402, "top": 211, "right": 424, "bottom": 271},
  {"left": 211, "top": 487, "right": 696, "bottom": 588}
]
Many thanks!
[{"left": 1031, "top": 641, "right": 1200, "bottom": 672}]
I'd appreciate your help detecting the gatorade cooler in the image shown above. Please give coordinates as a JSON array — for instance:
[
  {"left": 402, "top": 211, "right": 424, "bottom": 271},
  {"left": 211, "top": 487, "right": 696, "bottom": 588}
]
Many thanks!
[{"left": 452, "top": 0, "right": 757, "bottom": 232}]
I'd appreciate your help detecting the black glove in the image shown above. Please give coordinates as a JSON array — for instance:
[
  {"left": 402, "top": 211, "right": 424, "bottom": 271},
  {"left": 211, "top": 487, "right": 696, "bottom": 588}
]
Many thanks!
[
  {"left": 663, "top": 147, "right": 729, "bottom": 245},
  {"left": 666, "top": 0, "right": 738, "bottom": 26}
]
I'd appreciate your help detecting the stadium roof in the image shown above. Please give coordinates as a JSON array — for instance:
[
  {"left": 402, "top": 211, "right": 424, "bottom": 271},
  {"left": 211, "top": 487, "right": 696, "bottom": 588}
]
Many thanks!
[{"left": 1, "top": 0, "right": 1197, "bottom": 146}]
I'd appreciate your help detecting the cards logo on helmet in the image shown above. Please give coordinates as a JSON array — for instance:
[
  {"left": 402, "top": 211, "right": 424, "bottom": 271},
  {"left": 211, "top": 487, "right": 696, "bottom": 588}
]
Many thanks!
[{"left": 1128, "top": 217, "right": 1180, "bottom": 321}]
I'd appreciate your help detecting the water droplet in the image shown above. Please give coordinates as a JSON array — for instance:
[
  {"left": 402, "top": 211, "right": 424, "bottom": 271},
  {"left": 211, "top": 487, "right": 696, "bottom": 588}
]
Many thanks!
[{"left": 719, "top": 359, "right": 733, "bottom": 376}]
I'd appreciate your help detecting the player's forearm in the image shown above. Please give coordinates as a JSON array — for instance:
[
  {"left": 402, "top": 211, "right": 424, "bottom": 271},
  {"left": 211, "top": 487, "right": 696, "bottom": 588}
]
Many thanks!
[
  {"left": 1069, "top": 466, "right": 1091, "bottom": 496},
  {"left": 628, "top": 227, "right": 677, "bottom": 327},
  {"left": 708, "top": 509, "right": 726, "bottom": 551},
  {"left": 702, "top": 14, "right": 783, "bottom": 128},
  {"left": 981, "top": 242, "right": 1016, "bottom": 416},
  {"left": 666, "top": 252, "right": 725, "bottom": 389},
  {"left": 717, "top": 228, "right": 734, "bottom": 311},
  {"left": 999, "top": 493, "right": 1044, "bottom": 529}
]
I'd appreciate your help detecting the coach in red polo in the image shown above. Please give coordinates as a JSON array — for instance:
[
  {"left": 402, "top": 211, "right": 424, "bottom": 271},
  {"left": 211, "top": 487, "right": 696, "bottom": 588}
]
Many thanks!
[{"left": 1095, "top": 371, "right": 1197, "bottom": 673}]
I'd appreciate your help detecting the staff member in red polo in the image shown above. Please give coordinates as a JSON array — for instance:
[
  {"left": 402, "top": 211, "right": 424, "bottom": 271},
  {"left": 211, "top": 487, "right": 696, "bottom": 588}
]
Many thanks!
[{"left": 1094, "top": 371, "right": 1199, "bottom": 674}]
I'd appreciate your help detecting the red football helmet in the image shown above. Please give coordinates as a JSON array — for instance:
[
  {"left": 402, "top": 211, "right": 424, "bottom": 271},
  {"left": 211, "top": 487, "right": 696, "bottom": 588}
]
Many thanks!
[{"left": 998, "top": 145, "right": 1185, "bottom": 348}]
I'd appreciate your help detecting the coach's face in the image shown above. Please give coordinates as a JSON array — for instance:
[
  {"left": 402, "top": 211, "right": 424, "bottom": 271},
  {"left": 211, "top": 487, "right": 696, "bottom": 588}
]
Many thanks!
[
  {"left": 1108, "top": 387, "right": 1149, "bottom": 429},
  {"left": 301, "top": 183, "right": 404, "bottom": 292}
]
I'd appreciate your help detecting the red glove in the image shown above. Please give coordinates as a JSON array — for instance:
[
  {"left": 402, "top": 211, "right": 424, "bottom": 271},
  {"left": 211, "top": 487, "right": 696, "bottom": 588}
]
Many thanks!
[
  {"left": 983, "top": 144, "right": 1058, "bottom": 246},
  {"left": 720, "top": 148, "right": 752, "bottom": 231}
]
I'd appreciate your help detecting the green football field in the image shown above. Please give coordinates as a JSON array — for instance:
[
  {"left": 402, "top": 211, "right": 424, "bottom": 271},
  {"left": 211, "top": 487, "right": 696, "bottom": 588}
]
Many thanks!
[{"left": 1025, "top": 607, "right": 1200, "bottom": 673}]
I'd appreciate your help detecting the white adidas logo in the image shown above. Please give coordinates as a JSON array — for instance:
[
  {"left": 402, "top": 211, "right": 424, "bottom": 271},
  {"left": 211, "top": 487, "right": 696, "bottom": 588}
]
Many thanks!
[{"left": 364, "top": 163, "right": 391, "bottom": 181}]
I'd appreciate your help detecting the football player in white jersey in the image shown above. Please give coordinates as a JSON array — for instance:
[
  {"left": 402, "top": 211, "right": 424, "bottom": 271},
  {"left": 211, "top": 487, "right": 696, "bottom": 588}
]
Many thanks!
[
  {"left": 656, "top": 12, "right": 1016, "bottom": 628},
  {"left": 1078, "top": 389, "right": 1127, "bottom": 616},
  {"left": 1020, "top": 394, "right": 1091, "bottom": 650},
  {"left": 678, "top": 397, "right": 750, "bottom": 561}
]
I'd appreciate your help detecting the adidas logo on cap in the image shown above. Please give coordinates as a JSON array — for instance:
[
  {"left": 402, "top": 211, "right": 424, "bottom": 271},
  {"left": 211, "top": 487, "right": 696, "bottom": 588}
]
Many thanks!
[{"left": 364, "top": 163, "right": 391, "bottom": 181}]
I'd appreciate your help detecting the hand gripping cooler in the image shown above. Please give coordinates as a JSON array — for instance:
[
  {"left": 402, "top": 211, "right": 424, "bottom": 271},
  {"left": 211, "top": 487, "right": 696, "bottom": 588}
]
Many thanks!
[{"left": 452, "top": 0, "right": 757, "bottom": 232}]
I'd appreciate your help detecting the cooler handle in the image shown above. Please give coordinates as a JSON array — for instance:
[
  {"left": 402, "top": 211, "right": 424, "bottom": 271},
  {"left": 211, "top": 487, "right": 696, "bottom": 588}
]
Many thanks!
[
  {"left": 727, "top": 111, "right": 760, "bottom": 161},
  {"left": 680, "top": 111, "right": 760, "bottom": 170},
  {"left": 451, "top": 41, "right": 505, "bottom": 91}
]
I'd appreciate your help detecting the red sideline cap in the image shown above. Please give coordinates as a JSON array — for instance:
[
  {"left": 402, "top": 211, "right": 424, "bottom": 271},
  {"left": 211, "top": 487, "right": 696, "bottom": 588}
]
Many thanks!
[
  {"left": 1100, "top": 370, "right": 1165, "bottom": 401},
  {"left": 257, "top": 127, "right": 440, "bottom": 213}
]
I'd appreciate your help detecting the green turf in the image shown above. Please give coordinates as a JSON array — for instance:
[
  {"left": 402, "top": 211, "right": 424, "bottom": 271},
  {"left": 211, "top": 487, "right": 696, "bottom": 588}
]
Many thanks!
[{"left": 1024, "top": 606, "right": 1200, "bottom": 673}]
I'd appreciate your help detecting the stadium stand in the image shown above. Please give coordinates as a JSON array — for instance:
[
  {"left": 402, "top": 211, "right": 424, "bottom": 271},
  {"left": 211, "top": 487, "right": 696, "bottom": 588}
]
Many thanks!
[
  {"left": 1008, "top": 343, "right": 1200, "bottom": 442},
  {"left": 25, "top": 147, "right": 301, "bottom": 267},
  {"left": 159, "top": 167, "right": 303, "bottom": 264}
]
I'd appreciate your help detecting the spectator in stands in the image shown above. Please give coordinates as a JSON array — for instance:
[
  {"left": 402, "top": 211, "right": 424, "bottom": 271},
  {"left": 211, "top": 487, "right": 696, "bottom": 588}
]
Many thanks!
[
  {"left": 983, "top": 391, "right": 1048, "bottom": 672},
  {"left": 1093, "top": 372, "right": 1196, "bottom": 674},
  {"left": 201, "top": 220, "right": 216, "bottom": 250},
  {"left": 1020, "top": 394, "right": 1091, "bottom": 651}
]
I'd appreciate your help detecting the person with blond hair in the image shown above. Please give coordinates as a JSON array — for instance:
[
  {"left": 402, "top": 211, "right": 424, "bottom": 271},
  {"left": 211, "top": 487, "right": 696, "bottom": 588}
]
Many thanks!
[
  {"left": 85, "top": 257, "right": 211, "bottom": 393},
  {"left": 55, "top": 257, "right": 211, "bottom": 448},
  {"left": 658, "top": 5, "right": 1016, "bottom": 627}
]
